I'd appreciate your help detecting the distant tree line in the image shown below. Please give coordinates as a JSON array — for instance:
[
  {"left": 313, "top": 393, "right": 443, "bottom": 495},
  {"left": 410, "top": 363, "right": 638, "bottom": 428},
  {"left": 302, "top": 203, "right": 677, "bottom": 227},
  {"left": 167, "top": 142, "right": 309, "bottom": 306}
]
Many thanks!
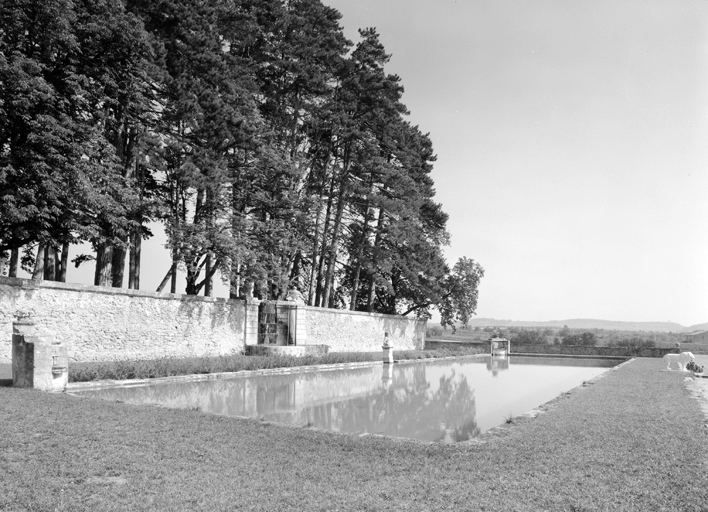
[
  {"left": 453, "top": 326, "right": 684, "bottom": 348},
  {"left": 0, "top": 0, "right": 483, "bottom": 325}
]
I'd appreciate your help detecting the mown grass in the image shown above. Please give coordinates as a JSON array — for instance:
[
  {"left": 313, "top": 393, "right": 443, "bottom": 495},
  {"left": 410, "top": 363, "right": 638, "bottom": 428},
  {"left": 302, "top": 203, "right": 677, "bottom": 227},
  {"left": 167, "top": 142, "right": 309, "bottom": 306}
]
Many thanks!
[
  {"left": 68, "top": 346, "right": 486, "bottom": 382},
  {"left": 3, "top": 357, "right": 708, "bottom": 511}
]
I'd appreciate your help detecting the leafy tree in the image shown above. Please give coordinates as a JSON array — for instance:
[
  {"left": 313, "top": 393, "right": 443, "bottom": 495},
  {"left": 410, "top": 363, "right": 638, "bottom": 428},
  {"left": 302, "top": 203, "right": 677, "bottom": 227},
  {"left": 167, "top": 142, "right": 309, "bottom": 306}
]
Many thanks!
[
  {"left": 226, "top": 0, "right": 351, "bottom": 300},
  {"left": 133, "top": 0, "right": 263, "bottom": 295},
  {"left": 2, "top": 0, "right": 486, "bottom": 317},
  {"left": 437, "top": 257, "right": 485, "bottom": 329},
  {"left": 79, "top": 0, "right": 159, "bottom": 287},
  {"left": 562, "top": 331, "right": 597, "bottom": 347},
  {"left": 0, "top": 0, "right": 138, "bottom": 276},
  {"left": 513, "top": 329, "right": 547, "bottom": 345}
]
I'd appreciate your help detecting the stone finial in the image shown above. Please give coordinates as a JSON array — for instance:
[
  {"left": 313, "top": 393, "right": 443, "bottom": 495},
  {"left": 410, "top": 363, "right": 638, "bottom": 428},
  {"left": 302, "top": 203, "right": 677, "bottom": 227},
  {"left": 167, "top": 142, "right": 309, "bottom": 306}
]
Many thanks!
[
  {"left": 285, "top": 287, "right": 305, "bottom": 304},
  {"left": 241, "top": 281, "right": 254, "bottom": 300}
]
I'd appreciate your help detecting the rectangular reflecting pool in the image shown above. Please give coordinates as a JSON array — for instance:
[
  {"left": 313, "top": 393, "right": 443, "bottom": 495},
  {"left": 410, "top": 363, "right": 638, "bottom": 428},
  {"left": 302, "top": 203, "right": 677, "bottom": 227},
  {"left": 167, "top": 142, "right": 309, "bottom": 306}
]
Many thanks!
[{"left": 72, "top": 355, "right": 621, "bottom": 443}]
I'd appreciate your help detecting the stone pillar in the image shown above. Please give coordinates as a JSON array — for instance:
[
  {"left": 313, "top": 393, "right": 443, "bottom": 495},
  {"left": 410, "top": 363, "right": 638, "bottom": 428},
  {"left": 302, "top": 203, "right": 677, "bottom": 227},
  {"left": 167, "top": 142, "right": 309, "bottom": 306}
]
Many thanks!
[
  {"left": 283, "top": 302, "right": 297, "bottom": 345},
  {"left": 12, "top": 319, "right": 68, "bottom": 392},
  {"left": 294, "top": 305, "right": 308, "bottom": 345},
  {"left": 243, "top": 298, "right": 261, "bottom": 348},
  {"left": 382, "top": 332, "right": 394, "bottom": 364},
  {"left": 284, "top": 290, "right": 307, "bottom": 346},
  {"left": 282, "top": 301, "right": 308, "bottom": 346}
]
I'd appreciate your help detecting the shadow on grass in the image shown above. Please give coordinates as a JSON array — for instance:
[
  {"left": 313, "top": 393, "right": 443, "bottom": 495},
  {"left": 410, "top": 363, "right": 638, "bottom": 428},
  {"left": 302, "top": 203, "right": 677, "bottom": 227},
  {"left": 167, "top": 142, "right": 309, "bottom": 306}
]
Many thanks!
[{"left": 0, "top": 379, "right": 12, "bottom": 387}]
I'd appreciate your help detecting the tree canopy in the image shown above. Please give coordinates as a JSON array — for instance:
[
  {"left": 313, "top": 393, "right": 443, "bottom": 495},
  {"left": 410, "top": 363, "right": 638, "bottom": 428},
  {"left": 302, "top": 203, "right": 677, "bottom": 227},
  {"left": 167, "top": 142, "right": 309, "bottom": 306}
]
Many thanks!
[{"left": 0, "top": 0, "right": 484, "bottom": 323}]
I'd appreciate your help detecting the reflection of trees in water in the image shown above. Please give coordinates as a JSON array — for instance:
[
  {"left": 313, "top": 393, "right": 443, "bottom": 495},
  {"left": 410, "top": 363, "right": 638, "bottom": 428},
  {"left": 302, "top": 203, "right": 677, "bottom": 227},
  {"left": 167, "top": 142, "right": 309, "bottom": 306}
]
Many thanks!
[
  {"left": 320, "top": 365, "right": 480, "bottom": 442},
  {"left": 79, "top": 364, "right": 481, "bottom": 442},
  {"left": 79, "top": 378, "right": 258, "bottom": 417},
  {"left": 79, "top": 367, "right": 377, "bottom": 419}
]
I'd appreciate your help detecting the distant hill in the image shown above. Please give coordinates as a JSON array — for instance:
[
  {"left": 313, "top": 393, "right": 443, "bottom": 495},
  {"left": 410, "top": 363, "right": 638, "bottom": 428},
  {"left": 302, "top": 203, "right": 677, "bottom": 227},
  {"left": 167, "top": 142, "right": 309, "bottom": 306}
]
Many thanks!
[
  {"left": 686, "top": 322, "right": 708, "bottom": 333},
  {"left": 465, "top": 318, "right": 701, "bottom": 333}
]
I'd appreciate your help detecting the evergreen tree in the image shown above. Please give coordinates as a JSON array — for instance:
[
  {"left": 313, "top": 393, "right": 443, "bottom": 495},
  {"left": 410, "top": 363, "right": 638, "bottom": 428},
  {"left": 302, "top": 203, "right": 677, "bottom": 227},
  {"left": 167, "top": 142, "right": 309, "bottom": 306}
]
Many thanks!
[{"left": 134, "top": 0, "right": 262, "bottom": 295}]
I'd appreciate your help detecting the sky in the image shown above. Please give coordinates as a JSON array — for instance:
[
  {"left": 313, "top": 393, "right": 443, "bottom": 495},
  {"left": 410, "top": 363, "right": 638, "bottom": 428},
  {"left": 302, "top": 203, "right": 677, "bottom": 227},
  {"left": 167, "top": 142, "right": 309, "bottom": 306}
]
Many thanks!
[
  {"left": 320, "top": 0, "right": 708, "bottom": 326},
  {"left": 17, "top": 0, "right": 708, "bottom": 327}
]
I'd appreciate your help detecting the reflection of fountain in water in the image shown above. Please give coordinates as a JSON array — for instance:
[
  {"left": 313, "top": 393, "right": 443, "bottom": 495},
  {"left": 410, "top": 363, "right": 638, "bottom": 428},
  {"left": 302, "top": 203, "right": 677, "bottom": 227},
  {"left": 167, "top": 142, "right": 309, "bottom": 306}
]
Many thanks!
[
  {"left": 486, "top": 355, "right": 510, "bottom": 377},
  {"left": 381, "top": 364, "right": 393, "bottom": 389}
]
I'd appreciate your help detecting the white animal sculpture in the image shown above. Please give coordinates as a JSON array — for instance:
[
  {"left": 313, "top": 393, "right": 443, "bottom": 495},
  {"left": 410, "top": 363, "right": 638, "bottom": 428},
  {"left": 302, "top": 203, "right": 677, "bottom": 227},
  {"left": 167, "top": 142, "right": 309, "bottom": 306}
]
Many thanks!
[{"left": 663, "top": 351, "right": 695, "bottom": 371}]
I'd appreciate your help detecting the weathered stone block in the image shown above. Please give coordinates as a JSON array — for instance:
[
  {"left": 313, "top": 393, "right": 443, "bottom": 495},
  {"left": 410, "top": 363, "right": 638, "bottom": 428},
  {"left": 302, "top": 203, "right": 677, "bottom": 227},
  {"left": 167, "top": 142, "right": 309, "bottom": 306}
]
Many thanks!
[{"left": 12, "top": 320, "right": 68, "bottom": 392}]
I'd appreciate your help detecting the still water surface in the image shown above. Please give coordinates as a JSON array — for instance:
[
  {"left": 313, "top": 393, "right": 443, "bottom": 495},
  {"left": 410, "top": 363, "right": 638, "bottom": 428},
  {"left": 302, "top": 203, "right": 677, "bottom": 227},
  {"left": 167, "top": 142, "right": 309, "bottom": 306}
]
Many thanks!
[{"left": 74, "top": 356, "right": 618, "bottom": 443}]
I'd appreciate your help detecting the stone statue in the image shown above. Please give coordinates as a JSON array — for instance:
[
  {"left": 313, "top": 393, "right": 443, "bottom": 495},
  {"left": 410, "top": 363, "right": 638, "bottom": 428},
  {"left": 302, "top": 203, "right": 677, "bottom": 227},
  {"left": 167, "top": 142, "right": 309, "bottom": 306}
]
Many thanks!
[{"left": 663, "top": 351, "right": 695, "bottom": 371}]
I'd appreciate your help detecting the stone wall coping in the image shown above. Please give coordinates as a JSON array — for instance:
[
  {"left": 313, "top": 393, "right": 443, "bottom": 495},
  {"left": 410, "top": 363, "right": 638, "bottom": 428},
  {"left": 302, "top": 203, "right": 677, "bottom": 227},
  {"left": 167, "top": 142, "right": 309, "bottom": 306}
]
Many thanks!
[
  {"left": 0, "top": 277, "right": 425, "bottom": 322},
  {"left": 0, "top": 276, "right": 243, "bottom": 304},
  {"left": 300, "top": 303, "right": 425, "bottom": 322}
]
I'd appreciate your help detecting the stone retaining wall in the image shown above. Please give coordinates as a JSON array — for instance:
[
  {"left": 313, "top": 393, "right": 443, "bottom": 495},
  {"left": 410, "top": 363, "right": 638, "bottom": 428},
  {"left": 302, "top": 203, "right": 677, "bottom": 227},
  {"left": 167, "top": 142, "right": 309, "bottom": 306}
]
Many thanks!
[
  {"left": 425, "top": 341, "right": 488, "bottom": 353},
  {"left": 0, "top": 277, "right": 425, "bottom": 362},
  {"left": 511, "top": 344, "right": 675, "bottom": 358},
  {"left": 303, "top": 306, "right": 425, "bottom": 352},
  {"left": 0, "top": 277, "right": 244, "bottom": 362},
  {"left": 425, "top": 340, "right": 676, "bottom": 358}
]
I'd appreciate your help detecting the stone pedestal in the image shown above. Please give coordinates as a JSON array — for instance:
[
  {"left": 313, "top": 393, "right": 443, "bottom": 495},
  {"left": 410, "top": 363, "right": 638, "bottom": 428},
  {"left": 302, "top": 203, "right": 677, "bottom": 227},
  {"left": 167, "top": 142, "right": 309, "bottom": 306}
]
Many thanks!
[
  {"left": 244, "top": 299, "right": 261, "bottom": 348},
  {"left": 382, "top": 346, "right": 394, "bottom": 364},
  {"left": 382, "top": 332, "right": 394, "bottom": 364},
  {"left": 12, "top": 320, "right": 68, "bottom": 392}
]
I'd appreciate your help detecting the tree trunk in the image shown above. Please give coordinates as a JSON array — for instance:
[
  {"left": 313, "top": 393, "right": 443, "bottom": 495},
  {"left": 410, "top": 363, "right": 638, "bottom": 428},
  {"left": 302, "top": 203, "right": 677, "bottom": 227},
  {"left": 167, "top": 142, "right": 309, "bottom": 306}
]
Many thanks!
[
  {"left": 32, "top": 244, "right": 46, "bottom": 280},
  {"left": 111, "top": 242, "right": 126, "bottom": 288},
  {"left": 170, "top": 257, "right": 177, "bottom": 294},
  {"left": 321, "top": 144, "right": 353, "bottom": 309},
  {"left": 9, "top": 248, "right": 19, "bottom": 277},
  {"left": 230, "top": 262, "right": 241, "bottom": 299},
  {"left": 366, "top": 208, "right": 385, "bottom": 312},
  {"left": 128, "top": 227, "right": 141, "bottom": 289},
  {"left": 203, "top": 187, "right": 214, "bottom": 297},
  {"left": 289, "top": 251, "right": 302, "bottom": 287},
  {"left": 94, "top": 243, "right": 113, "bottom": 286},
  {"left": 230, "top": 173, "right": 243, "bottom": 300},
  {"left": 57, "top": 242, "right": 68, "bottom": 282},
  {"left": 307, "top": 205, "right": 322, "bottom": 306},
  {"left": 321, "top": 178, "right": 347, "bottom": 309},
  {"left": 204, "top": 253, "right": 213, "bottom": 296},
  {"left": 349, "top": 260, "right": 363, "bottom": 310},
  {"left": 314, "top": 165, "right": 339, "bottom": 307},
  {"left": 156, "top": 267, "right": 171, "bottom": 293},
  {"left": 43, "top": 246, "right": 56, "bottom": 281},
  {"left": 185, "top": 267, "right": 199, "bottom": 295},
  {"left": 314, "top": 206, "right": 331, "bottom": 307},
  {"left": 349, "top": 191, "right": 373, "bottom": 310}
]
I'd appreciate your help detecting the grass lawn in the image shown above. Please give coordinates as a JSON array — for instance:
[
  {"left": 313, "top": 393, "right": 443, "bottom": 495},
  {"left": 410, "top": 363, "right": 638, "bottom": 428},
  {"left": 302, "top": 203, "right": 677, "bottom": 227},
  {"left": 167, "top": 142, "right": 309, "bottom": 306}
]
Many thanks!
[{"left": 2, "top": 357, "right": 708, "bottom": 511}]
